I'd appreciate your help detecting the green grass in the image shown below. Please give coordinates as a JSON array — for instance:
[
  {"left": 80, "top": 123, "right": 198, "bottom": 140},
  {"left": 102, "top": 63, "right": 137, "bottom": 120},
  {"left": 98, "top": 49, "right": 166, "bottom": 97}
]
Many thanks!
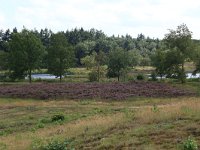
[{"left": 0, "top": 97, "right": 200, "bottom": 149}]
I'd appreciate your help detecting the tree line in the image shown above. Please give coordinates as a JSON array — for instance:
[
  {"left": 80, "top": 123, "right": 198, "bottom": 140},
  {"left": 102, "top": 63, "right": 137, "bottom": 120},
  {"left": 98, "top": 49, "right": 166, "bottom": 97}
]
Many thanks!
[{"left": 0, "top": 24, "right": 199, "bottom": 83}]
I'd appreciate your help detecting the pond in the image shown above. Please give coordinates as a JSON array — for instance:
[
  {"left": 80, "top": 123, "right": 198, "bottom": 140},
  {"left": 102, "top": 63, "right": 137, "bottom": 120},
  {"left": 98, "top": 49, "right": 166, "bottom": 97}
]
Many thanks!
[
  {"left": 186, "top": 73, "right": 200, "bottom": 79},
  {"left": 149, "top": 73, "right": 200, "bottom": 79},
  {"left": 29, "top": 73, "right": 200, "bottom": 80},
  {"left": 31, "top": 74, "right": 57, "bottom": 79}
]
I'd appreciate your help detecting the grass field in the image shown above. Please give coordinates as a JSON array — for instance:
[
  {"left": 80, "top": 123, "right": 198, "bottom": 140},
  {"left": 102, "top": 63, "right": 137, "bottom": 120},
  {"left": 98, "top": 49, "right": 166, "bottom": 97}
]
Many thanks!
[
  {"left": 0, "top": 65, "right": 199, "bottom": 149},
  {"left": 0, "top": 97, "right": 200, "bottom": 150}
]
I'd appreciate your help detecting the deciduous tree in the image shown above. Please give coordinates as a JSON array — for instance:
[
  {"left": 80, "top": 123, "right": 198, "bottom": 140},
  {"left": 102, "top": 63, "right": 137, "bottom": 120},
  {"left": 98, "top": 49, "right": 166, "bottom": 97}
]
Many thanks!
[
  {"left": 47, "top": 33, "right": 74, "bottom": 82},
  {"left": 8, "top": 29, "right": 45, "bottom": 83},
  {"left": 164, "top": 24, "right": 193, "bottom": 83}
]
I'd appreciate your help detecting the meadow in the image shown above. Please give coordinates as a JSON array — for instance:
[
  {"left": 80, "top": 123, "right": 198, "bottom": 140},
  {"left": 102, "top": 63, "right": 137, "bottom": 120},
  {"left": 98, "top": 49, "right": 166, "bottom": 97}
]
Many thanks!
[
  {"left": 0, "top": 67, "right": 199, "bottom": 150},
  {"left": 0, "top": 96, "right": 200, "bottom": 150}
]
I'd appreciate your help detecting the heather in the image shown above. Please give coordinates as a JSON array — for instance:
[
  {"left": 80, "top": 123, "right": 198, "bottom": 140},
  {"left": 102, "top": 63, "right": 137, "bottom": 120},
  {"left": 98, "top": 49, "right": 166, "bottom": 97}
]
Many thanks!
[{"left": 0, "top": 82, "right": 195, "bottom": 100}]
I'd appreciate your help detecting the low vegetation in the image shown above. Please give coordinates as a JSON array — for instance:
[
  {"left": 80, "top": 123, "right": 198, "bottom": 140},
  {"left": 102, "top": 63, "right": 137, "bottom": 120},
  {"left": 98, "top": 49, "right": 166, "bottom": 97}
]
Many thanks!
[
  {"left": 0, "top": 82, "right": 195, "bottom": 100},
  {"left": 0, "top": 97, "right": 200, "bottom": 149}
]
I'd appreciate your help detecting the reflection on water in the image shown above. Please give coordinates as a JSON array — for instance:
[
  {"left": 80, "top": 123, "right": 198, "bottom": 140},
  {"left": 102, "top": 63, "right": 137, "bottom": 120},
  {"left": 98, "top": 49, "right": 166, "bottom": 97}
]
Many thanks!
[
  {"left": 148, "top": 73, "right": 200, "bottom": 79},
  {"left": 186, "top": 73, "right": 200, "bottom": 79},
  {"left": 30, "top": 73, "right": 200, "bottom": 80},
  {"left": 31, "top": 74, "right": 57, "bottom": 79}
]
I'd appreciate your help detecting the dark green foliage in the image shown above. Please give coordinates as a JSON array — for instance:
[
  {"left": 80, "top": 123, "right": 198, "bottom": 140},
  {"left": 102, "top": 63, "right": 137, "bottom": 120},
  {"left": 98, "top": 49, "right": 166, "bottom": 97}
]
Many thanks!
[
  {"left": 0, "top": 27, "right": 163, "bottom": 72},
  {"left": 0, "top": 51, "right": 8, "bottom": 70},
  {"left": 151, "top": 49, "right": 166, "bottom": 79},
  {"left": 150, "top": 72, "right": 158, "bottom": 81},
  {"left": 51, "top": 114, "right": 65, "bottom": 122},
  {"left": 47, "top": 33, "right": 74, "bottom": 82},
  {"left": 75, "top": 41, "right": 93, "bottom": 65},
  {"left": 192, "top": 46, "right": 200, "bottom": 75},
  {"left": 164, "top": 24, "right": 193, "bottom": 83},
  {"left": 107, "top": 48, "right": 129, "bottom": 81},
  {"left": 88, "top": 71, "right": 98, "bottom": 82},
  {"left": 182, "top": 137, "right": 198, "bottom": 150},
  {"left": 136, "top": 74, "right": 145, "bottom": 80},
  {"left": 8, "top": 29, "right": 45, "bottom": 83}
]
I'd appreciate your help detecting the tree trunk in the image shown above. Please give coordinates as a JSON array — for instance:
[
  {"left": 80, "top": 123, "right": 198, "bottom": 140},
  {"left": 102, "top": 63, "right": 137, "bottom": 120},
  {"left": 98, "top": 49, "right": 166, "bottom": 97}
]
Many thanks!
[
  {"left": 59, "top": 74, "right": 62, "bottom": 83},
  {"left": 181, "top": 63, "right": 185, "bottom": 84},
  {"left": 29, "top": 69, "right": 32, "bottom": 83},
  {"left": 97, "top": 63, "right": 100, "bottom": 82},
  {"left": 59, "top": 58, "right": 62, "bottom": 83},
  {"left": 117, "top": 70, "right": 120, "bottom": 81}
]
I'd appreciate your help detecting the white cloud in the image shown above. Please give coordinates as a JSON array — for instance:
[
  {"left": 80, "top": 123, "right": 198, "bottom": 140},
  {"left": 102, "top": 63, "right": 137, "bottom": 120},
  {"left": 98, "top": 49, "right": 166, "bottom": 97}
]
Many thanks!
[{"left": 3, "top": 0, "right": 200, "bottom": 39}]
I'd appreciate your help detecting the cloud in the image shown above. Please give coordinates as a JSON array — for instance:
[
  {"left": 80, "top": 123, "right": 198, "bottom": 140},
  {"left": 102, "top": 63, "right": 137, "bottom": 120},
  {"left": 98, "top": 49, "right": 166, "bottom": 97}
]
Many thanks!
[
  {"left": 0, "top": 12, "right": 5, "bottom": 28},
  {"left": 2, "top": 0, "right": 200, "bottom": 39}
]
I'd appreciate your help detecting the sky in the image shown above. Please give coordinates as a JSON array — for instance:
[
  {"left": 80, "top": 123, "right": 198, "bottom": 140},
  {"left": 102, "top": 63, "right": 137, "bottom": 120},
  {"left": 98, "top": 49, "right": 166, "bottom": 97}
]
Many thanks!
[{"left": 0, "top": 0, "right": 200, "bottom": 39}]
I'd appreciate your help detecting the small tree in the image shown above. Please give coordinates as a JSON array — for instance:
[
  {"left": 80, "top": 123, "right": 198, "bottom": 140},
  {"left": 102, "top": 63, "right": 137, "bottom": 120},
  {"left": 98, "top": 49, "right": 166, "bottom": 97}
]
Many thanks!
[
  {"left": 151, "top": 49, "right": 166, "bottom": 79},
  {"left": 81, "top": 51, "right": 106, "bottom": 82},
  {"left": 107, "top": 48, "right": 129, "bottom": 81},
  {"left": 81, "top": 55, "right": 95, "bottom": 70},
  {"left": 47, "top": 33, "right": 74, "bottom": 82}
]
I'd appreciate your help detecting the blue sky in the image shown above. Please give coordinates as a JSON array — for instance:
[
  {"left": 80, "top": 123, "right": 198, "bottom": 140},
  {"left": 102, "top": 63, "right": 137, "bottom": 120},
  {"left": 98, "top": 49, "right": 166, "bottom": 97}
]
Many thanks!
[{"left": 0, "top": 0, "right": 200, "bottom": 39}]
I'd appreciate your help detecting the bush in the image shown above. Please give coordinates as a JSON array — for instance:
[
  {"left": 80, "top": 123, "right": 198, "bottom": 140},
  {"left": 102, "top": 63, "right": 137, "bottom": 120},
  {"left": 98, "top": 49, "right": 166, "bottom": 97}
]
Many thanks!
[
  {"left": 136, "top": 74, "right": 145, "bottom": 80},
  {"left": 51, "top": 114, "right": 65, "bottom": 122},
  {"left": 182, "top": 137, "right": 198, "bottom": 150},
  {"left": 36, "top": 123, "right": 45, "bottom": 128},
  {"left": 127, "top": 75, "right": 135, "bottom": 81},
  {"left": 88, "top": 71, "right": 98, "bottom": 82},
  {"left": 150, "top": 72, "right": 158, "bottom": 81}
]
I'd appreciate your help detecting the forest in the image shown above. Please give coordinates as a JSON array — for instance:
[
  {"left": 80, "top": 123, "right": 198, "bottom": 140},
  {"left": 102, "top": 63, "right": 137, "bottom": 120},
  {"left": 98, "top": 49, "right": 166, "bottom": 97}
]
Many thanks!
[{"left": 1, "top": 24, "right": 199, "bottom": 83}]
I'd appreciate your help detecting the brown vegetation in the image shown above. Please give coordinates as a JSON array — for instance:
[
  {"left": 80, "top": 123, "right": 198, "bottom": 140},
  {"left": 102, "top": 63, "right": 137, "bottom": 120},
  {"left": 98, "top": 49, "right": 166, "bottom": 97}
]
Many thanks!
[{"left": 0, "top": 82, "right": 195, "bottom": 100}]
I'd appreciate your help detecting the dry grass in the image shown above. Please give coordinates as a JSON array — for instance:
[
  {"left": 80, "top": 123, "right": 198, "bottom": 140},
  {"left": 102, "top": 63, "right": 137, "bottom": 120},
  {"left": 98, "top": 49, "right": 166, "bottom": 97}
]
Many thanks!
[
  {"left": 0, "top": 113, "right": 125, "bottom": 150},
  {"left": 0, "top": 97, "right": 200, "bottom": 149},
  {"left": 136, "top": 97, "right": 200, "bottom": 124}
]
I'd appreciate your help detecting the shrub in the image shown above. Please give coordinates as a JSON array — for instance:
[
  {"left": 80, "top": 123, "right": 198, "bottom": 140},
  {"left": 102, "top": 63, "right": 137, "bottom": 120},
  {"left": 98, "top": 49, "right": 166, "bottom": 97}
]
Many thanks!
[
  {"left": 136, "top": 74, "right": 145, "bottom": 80},
  {"left": 151, "top": 104, "right": 159, "bottom": 113},
  {"left": 182, "top": 137, "right": 198, "bottom": 150},
  {"left": 127, "top": 75, "right": 135, "bottom": 81},
  {"left": 150, "top": 72, "right": 158, "bottom": 81},
  {"left": 51, "top": 114, "right": 65, "bottom": 122},
  {"left": 88, "top": 71, "right": 98, "bottom": 82},
  {"left": 36, "top": 123, "right": 45, "bottom": 128}
]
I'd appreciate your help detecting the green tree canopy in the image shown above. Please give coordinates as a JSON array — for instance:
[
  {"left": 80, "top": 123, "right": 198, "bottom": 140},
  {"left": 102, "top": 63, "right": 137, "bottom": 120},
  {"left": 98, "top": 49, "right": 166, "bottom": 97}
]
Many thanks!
[
  {"left": 151, "top": 49, "right": 166, "bottom": 79},
  {"left": 164, "top": 24, "right": 194, "bottom": 83},
  {"left": 8, "top": 29, "right": 45, "bottom": 82},
  {"left": 107, "top": 48, "right": 130, "bottom": 81},
  {"left": 192, "top": 45, "right": 200, "bottom": 75},
  {"left": 47, "top": 32, "right": 74, "bottom": 82}
]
